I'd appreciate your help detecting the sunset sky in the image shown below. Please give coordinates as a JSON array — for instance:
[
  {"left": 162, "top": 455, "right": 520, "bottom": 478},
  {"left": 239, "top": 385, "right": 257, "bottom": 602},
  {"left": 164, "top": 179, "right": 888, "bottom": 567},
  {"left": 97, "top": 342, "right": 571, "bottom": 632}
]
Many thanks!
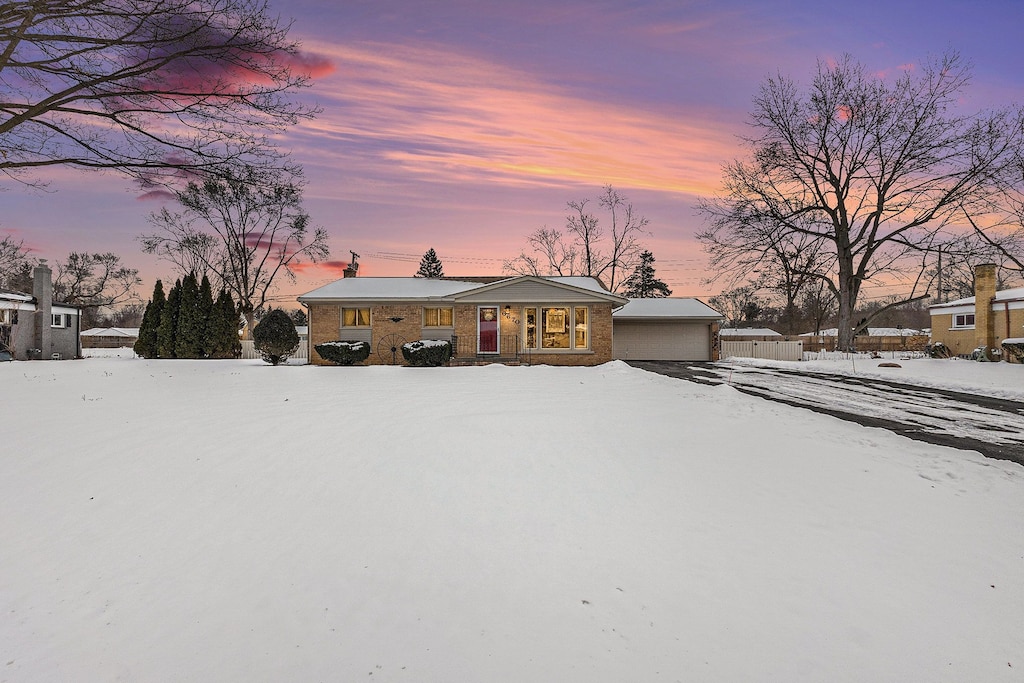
[{"left": 4, "top": 0, "right": 1024, "bottom": 306}]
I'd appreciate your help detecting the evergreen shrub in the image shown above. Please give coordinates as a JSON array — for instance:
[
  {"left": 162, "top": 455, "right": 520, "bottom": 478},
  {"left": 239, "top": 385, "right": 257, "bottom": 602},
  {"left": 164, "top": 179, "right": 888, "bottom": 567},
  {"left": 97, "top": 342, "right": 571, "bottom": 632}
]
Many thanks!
[
  {"left": 252, "top": 309, "right": 299, "bottom": 365},
  {"left": 925, "top": 342, "right": 952, "bottom": 359},
  {"left": 401, "top": 339, "right": 452, "bottom": 367},
  {"left": 315, "top": 340, "right": 371, "bottom": 365}
]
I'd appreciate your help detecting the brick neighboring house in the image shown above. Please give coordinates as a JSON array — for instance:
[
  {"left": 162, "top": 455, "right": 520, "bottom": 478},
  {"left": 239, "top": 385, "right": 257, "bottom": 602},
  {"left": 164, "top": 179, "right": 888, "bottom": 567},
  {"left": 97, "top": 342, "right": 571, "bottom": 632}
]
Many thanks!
[
  {"left": 298, "top": 275, "right": 628, "bottom": 366},
  {"left": 929, "top": 263, "right": 1024, "bottom": 361},
  {"left": 0, "top": 262, "right": 81, "bottom": 360}
]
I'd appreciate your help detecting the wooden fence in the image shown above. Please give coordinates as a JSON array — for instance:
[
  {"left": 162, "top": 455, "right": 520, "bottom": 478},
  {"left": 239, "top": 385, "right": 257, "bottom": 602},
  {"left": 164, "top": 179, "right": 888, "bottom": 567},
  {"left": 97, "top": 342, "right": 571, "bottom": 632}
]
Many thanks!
[{"left": 721, "top": 340, "right": 804, "bottom": 362}]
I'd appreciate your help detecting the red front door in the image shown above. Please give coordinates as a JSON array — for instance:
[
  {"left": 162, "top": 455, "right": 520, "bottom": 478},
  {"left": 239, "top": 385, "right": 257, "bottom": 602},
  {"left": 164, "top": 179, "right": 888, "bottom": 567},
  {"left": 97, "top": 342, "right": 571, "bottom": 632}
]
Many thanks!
[{"left": 478, "top": 307, "right": 499, "bottom": 354}]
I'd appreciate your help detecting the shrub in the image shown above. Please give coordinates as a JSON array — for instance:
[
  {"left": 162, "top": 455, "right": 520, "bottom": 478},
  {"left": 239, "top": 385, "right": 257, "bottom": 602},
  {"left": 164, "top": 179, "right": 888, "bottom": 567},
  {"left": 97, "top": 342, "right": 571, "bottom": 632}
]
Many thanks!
[
  {"left": 1001, "top": 340, "right": 1024, "bottom": 364},
  {"left": 401, "top": 339, "right": 452, "bottom": 367},
  {"left": 315, "top": 340, "right": 371, "bottom": 365},
  {"left": 925, "top": 342, "right": 952, "bottom": 359},
  {"left": 252, "top": 309, "right": 299, "bottom": 365}
]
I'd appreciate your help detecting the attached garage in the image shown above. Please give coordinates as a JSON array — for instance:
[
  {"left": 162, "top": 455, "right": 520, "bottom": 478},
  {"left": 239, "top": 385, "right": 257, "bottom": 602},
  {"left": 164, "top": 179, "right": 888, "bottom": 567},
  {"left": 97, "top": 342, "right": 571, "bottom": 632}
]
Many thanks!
[{"left": 612, "top": 298, "right": 723, "bottom": 361}]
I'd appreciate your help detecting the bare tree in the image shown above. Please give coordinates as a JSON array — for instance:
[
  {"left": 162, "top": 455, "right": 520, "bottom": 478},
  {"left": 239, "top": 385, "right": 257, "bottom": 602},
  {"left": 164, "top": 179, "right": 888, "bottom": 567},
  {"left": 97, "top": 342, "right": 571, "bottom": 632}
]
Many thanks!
[
  {"left": 53, "top": 252, "right": 141, "bottom": 326},
  {"left": 0, "top": 234, "right": 34, "bottom": 288},
  {"left": 140, "top": 164, "right": 329, "bottom": 333},
  {"left": 698, "top": 51, "right": 1023, "bottom": 350},
  {"left": 709, "top": 285, "right": 765, "bottom": 328},
  {"left": 504, "top": 185, "right": 649, "bottom": 291},
  {"left": 0, "top": 0, "right": 319, "bottom": 186}
]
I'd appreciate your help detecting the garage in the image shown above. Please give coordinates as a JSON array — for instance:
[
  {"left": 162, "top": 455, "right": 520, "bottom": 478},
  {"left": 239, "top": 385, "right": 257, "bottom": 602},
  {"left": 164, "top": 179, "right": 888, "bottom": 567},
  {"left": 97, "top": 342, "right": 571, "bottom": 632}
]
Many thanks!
[{"left": 612, "top": 298, "right": 723, "bottom": 361}]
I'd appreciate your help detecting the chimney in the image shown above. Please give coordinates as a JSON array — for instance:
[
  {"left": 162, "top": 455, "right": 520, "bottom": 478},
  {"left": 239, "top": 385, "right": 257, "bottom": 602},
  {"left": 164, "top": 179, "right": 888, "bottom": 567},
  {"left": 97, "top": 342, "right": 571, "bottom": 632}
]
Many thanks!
[
  {"left": 32, "top": 261, "right": 53, "bottom": 359},
  {"left": 343, "top": 250, "right": 360, "bottom": 278},
  {"left": 974, "top": 263, "right": 997, "bottom": 357}
]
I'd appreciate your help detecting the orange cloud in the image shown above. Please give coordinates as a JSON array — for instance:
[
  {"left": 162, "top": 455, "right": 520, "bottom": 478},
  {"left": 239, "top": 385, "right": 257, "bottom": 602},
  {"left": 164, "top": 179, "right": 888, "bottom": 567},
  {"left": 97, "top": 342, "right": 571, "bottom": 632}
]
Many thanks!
[{"left": 294, "top": 40, "right": 741, "bottom": 199}]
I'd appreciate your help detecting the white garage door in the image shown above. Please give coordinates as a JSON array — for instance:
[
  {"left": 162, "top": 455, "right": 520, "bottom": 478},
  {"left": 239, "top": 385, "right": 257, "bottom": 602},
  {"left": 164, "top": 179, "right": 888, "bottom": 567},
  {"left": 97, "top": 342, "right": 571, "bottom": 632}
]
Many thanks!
[{"left": 613, "top": 321, "right": 711, "bottom": 361}]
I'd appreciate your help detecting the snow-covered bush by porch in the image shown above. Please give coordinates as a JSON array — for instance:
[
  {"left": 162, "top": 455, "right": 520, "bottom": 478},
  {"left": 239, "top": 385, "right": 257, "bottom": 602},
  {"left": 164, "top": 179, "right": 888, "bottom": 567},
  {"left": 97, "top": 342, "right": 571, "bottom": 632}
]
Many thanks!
[
  {"left": 315, "top": 340, "right": 371, "bottom": 365},
  {"left": 401, "top": 339, "right": 452, "bottom": 366}
]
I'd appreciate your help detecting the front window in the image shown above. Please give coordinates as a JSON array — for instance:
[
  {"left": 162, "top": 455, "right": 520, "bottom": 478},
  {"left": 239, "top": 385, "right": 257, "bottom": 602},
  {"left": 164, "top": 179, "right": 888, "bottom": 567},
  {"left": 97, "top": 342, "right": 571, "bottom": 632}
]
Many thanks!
[
  {"left": 541, "top": 307, "right": 570, "bottom": 349},
  {"left": 423, "top": 307, "right": 454, "bottom": 327},
  {"left": 342, "top": 307, "right": 370, "bottom": 327},
  {"left": 953, "top": 313, "right": 975, "bottom": 329},
  {"left": 574, "top": 307, "right": 588, "bottom": 348},
  {"left": 51, "top": 313, "right": 66, "bottom": 328},
  {"left": 524, "top": 308, "right": 537, "bottom": 349}
]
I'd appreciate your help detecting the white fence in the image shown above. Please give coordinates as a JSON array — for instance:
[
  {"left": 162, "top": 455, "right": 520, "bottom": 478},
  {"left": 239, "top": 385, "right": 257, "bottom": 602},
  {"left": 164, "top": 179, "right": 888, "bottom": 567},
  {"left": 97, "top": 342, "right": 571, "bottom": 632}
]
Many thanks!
[
  {"left": 721, "top": 340, "right": 803, "bottom": 362},
  {"left": 240, "top": 339, "right": 309, "bottom": 362}
]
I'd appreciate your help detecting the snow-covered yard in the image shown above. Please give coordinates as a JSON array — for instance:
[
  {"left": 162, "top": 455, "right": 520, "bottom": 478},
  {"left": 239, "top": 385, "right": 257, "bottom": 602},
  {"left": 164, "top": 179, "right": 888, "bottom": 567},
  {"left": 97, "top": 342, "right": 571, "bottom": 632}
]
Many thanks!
[{"left": 2, "top": 356, "right": 1022, "bottom": 682}]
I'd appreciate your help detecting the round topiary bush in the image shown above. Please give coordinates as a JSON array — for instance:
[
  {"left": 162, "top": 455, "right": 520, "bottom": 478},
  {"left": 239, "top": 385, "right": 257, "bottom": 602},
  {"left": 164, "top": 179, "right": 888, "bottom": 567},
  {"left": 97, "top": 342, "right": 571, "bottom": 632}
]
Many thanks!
[
  {"left": 252, "top": 309, "right": 299, "bottom": 365},
  {"left": 315, "top": 340, "right": 371, "bottom": 365},
  {"left": 401, "top": 339, "right": 452, "bottom": 367}
]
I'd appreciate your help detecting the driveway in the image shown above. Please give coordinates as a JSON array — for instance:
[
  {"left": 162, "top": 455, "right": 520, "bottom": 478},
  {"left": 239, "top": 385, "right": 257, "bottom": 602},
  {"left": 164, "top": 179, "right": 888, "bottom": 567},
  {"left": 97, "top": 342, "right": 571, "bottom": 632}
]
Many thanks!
[{"left": 627, "top": 360, "right": 1024, "bottom": 465}]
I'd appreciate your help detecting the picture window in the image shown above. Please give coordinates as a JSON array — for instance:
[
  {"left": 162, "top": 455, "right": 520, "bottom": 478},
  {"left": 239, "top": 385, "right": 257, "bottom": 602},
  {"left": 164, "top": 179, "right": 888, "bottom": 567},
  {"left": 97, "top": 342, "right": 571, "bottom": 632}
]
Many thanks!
[{"left": 342, "top": 307, "right": 370, "bottom": 327}]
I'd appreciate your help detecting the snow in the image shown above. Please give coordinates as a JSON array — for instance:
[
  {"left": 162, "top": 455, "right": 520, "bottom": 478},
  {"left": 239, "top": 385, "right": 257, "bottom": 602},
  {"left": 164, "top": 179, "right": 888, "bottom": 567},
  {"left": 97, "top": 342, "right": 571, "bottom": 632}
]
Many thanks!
[
  {"left": 613, "top": 297, "right": 721, "bottom": 319},
  {"left": 728, "top": 354, "right": 1024, "bottom": 401},
  {"left": 2, "top": 357, "right": 1022, "bottom": 681}
]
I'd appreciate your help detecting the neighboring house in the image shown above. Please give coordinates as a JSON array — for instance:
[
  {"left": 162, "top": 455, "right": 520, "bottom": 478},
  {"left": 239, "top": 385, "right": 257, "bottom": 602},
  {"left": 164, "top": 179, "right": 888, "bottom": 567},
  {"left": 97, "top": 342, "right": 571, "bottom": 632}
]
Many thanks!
[
  {"left": 719, "top": 327, "right": 782, "bottom": 342},
  {"left": 612, "top": 298, "right": 723, "bottom": 361},
  {"left": 0, "top": 263, "right": 81, "bottom": 360},
  {"left": 929, "top": 263, "right": 1024, "bottom": 360},
  {"left": 298, "top": 275, "right": 628, "bottom": 366},
  {"left": 80, "top": 327, "right": 140, "bottom": 349}
]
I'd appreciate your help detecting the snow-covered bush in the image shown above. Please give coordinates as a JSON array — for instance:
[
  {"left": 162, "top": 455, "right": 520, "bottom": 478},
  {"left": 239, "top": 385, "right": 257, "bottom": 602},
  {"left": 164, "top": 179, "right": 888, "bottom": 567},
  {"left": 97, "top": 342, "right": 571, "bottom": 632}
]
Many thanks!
[
  {"left": 1001, "top": 339, "right": 1024, "bottom": 364},
  {"left": 252, "top": 309, "right": 299, "bottom": 365},
  {"left": 925, "top": 342, "right": 952, "bottom": 359},
  {"left": 315, "top": 340, "right": 371, "bottom": 365},
  {"left": 401, "top": 339, "right": 452, "bottom": 367}
]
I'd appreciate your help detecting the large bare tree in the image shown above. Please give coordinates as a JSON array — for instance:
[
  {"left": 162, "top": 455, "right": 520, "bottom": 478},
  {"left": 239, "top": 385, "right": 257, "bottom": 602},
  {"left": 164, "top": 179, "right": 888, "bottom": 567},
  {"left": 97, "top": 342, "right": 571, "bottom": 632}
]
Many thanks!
[
  {"left": 698, "top": 51, "right": 1023, "bottom": 350},
  {"left": 505, "top": 185, "right": 649, "bottom": 292},
  {"left": 0, "top": 234, "right": 34, "bottom": 288},
  {"left": 140, "top": 164, "right": 329, "bottom": 333},
  {"left": 0, "top": 0, "right": 318, "bottom": 186}
]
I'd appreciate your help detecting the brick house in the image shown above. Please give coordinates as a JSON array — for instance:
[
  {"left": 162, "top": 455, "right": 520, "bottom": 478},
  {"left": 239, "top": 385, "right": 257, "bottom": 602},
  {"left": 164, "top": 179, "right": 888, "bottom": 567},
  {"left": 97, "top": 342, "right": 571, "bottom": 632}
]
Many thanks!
[
  {"left": 298, "top": 275, "right": 628, "bottom": 366},
  {"left": 0, "top": 262, "right": 81, "bottom": 360},
  {"left": 928, "top": 263, "right": 1024, "bottom": 361}
]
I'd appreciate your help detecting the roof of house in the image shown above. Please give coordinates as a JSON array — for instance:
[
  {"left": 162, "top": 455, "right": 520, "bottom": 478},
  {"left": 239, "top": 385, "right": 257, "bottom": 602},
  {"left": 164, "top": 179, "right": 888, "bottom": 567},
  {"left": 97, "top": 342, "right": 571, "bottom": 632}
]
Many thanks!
[
  {"left": 298, "top": 275, "right": 623, "bottom": 303},
  {"left": 612, "top": 298, "right": 723, "bottom": 320},
  {"left": 719, "top": 327, "right": 782, "bottom": 336},
  {"left": 81, "top": 327, "right": 140, "bottom": 337},
  {"left": 929, "top": 286, "right": 1024, "bottom": 310}
]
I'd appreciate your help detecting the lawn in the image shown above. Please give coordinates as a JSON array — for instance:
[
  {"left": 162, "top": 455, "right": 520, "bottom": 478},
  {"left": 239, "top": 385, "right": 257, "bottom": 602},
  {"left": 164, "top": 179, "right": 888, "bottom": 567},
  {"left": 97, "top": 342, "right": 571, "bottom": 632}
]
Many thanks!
[{"left": 2, "top": 357, "right": 1021, "bottom": 681}]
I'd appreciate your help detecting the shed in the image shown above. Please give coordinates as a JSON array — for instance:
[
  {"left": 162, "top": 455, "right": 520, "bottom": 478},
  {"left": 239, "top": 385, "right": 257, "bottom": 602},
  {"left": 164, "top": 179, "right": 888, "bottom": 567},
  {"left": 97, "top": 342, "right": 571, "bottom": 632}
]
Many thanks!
[{"left": 612, "top": 298, "right": 723, "bottom": 361}]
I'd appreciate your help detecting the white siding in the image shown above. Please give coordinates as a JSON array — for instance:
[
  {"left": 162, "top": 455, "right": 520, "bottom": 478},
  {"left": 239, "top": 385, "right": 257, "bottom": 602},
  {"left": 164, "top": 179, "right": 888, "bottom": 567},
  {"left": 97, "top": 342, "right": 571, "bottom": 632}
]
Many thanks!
[{"left": 613, "top": 321, "right": 711, "bottom": 361}]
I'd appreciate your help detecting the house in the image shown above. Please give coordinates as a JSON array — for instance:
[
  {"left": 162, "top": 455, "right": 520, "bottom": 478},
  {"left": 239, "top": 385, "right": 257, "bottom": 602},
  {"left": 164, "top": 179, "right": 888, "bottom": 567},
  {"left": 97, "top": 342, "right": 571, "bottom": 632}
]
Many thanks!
[
  {"left": 80, "top": 327, "right": 140, "bottom": 349},
  {"left": 0, "top": 263, "right": 81, "bottom": 360},
  {"left": 298, "top": 275, "right": 628, "bottom": 366},
  {"left": 929, "top": 263, "right": 1024, "bottom": 360},
  {"left": 611, "top": 298, "right": 724, "bottom": 361}
]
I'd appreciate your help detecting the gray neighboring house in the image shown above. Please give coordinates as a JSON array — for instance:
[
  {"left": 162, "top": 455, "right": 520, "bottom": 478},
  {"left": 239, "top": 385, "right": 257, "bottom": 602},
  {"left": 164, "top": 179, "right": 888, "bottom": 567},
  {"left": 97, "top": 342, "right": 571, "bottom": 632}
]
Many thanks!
[
  {"left": 0, "top": 263, "right": 81, "bottom": 360},
  {"left": 612, "top": 298, "right": 724, "bottom": 361}
]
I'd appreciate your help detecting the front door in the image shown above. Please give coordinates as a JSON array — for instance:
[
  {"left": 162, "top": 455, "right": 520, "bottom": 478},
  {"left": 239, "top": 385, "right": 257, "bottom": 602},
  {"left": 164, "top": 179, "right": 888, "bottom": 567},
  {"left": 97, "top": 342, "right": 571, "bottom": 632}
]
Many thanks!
[{"left": 478, "top": 306, "right": 499, "bottom": 354}]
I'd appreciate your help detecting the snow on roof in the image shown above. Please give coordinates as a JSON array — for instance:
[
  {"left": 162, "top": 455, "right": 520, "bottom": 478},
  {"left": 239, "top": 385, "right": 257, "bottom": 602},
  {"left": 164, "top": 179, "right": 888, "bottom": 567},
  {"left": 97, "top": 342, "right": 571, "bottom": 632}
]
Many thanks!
[
  {"left": 719, "top": 328, "right": 782, "bottom": 336},
  {"left": 81, "top": 327, "right": 140, "bottom": 337},
  {"left": 931, "top": 286, "right": 1024, "bottom": 309},
  {"left": 0, "top": 291, "right": 33, "bottom": 302},
  {"left": 298, "top": 277, "right": 483, "bottom": 301},
  {"left": 298, "top": 275, "right": 618, "bottom": 302},
  {"left": 613, "top": 298, "right": 723, "bottom": 319},
  {"left": 800, "top": 327, "right": 926, "bottom": 337}
]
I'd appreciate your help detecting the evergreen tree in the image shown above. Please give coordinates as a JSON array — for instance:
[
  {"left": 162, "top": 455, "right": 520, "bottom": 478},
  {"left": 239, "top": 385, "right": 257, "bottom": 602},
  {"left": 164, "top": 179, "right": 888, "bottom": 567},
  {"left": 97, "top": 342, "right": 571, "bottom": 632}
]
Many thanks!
[
  {"left": 209, "top": 289, "right": 241, "bottom": 358},
  {"left": 197, "top": 274, "right": 215, "bottom": 356},
  {"left": 252, "top": 308, "right": 299, "bottom": 365},
  {"left": 415, "top": 248, "right": 444, "bottom": 278},
  {"left": 175, "top": 272, "right": 202, "bottom": 358},
  {"left": 622, "top": 250, "right": 672, "bottom": 298},
  {"left": 134, "top": 279, "right": 165, "bottom": 358},
  {"left": 156, "top": 279, "right": 182, "bottom": 358}
]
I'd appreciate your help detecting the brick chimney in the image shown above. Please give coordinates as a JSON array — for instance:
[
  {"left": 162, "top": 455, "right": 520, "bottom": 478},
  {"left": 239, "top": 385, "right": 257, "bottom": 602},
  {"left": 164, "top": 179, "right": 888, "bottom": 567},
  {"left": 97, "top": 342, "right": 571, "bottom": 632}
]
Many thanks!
[
  {"left": 32, "top": 261, "right": 53, "bottom": 359},
  {"left": 974, "top": 263, "right": 997, "bottom": 357}
]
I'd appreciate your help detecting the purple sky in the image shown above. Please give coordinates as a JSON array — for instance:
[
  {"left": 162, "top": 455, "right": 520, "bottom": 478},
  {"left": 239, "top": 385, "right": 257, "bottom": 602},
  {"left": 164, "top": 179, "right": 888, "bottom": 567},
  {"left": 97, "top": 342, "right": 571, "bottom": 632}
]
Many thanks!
[{"left": 5, "top": 0, "right": 1024, "bottom": 306}]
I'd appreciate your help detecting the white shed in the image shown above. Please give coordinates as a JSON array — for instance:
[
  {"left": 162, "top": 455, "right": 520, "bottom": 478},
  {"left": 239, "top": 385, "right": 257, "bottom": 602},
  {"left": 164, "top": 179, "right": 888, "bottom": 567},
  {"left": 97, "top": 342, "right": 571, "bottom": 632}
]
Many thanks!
[{"left": 612, "top": 298, "right": 723, "bottom": 361}]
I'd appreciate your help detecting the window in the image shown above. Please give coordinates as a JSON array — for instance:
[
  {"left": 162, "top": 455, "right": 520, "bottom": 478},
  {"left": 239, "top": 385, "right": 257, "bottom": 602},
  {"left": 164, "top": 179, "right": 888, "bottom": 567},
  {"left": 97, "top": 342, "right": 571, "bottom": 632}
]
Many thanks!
[
  {"left": 423, "top": 307, "right": 454, "bottom": 327},
  {"left": 523, "top": 306, "right": 591, "bottom": 351},
  {"left": 51, "top": 313, "right": 67, "bottom": 328},
  {"left": 523, "top": 308, "right": 537, "bottom": 349},
  {"left": 0, "top": 309, "right": 16, "bottom": 325},
  {"left": 953, "top": 313, "right": 975, "bottom": 329},
  {"left": 342, "top": 307, "right": 370, "bottom": 327},
  {"left": 574, "top": 307, "right": 588, "bottom": 348}
]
